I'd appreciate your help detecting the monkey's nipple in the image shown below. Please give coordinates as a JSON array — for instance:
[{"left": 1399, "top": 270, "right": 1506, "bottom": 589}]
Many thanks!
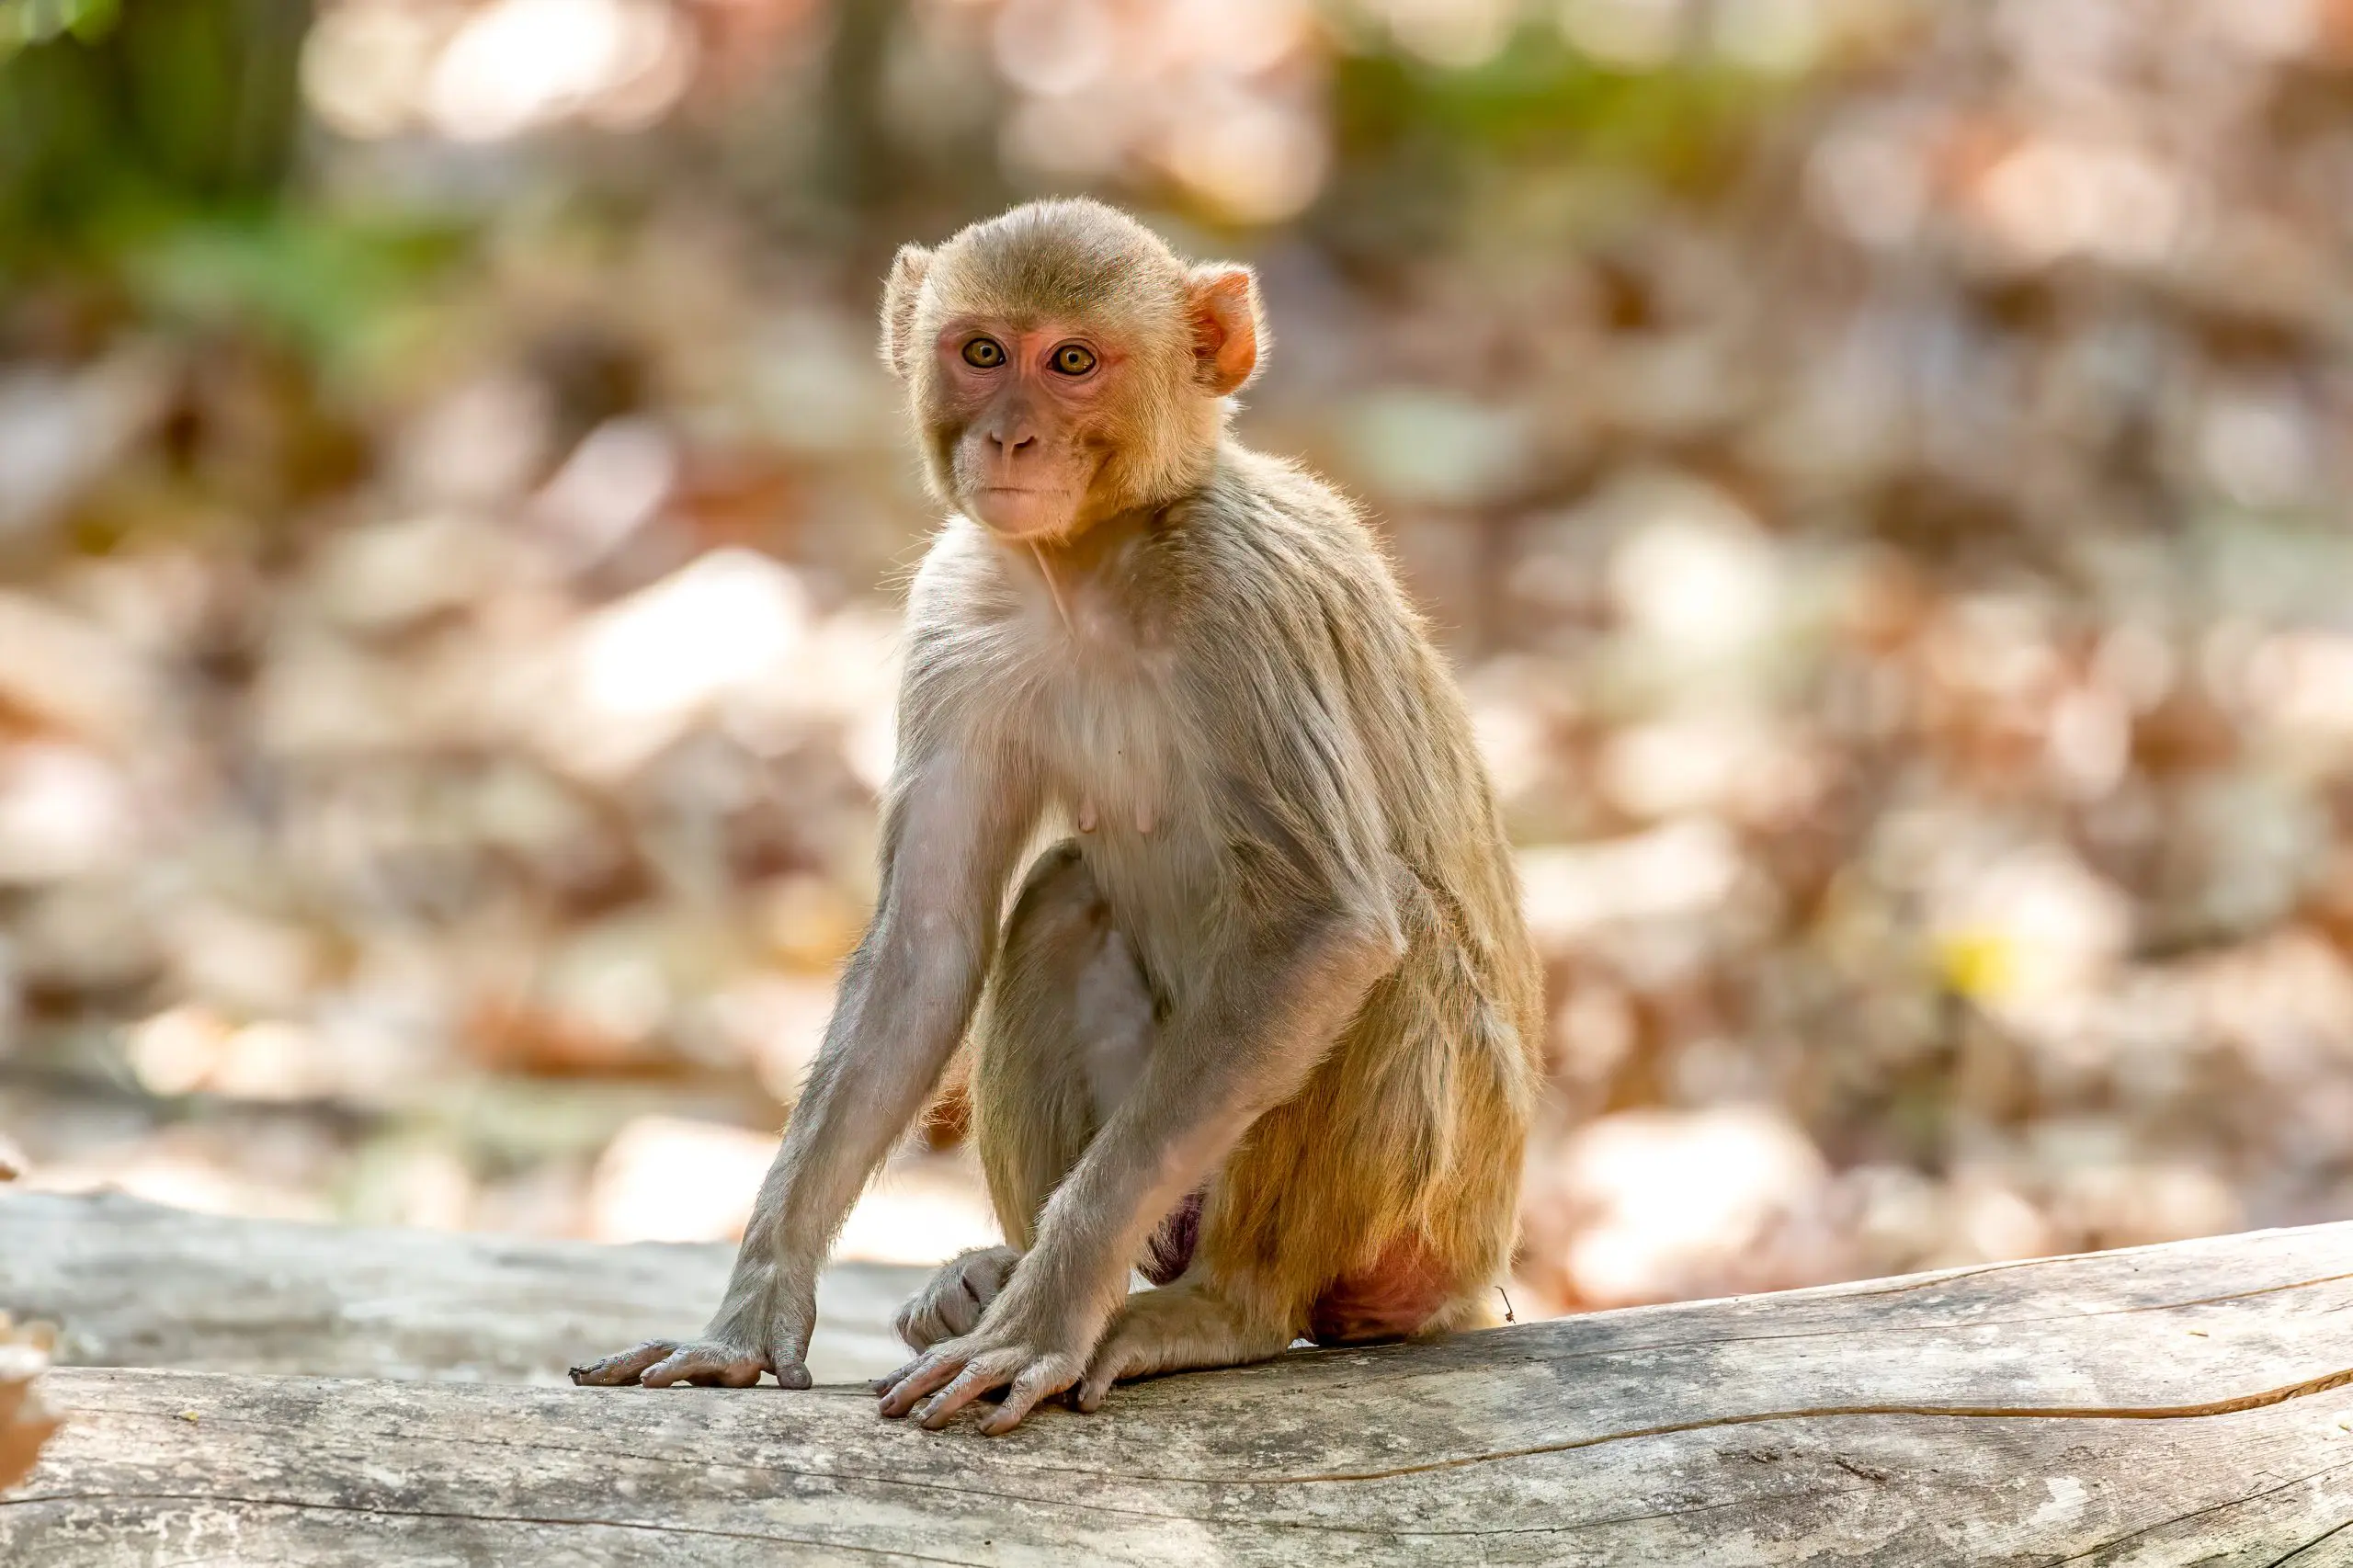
[
  {"left": 1134, "top": 801, "right": 1155, "bottom": 835},
  {"left": 1078, "top": 797, "right": 1098, "bottom": 834}
]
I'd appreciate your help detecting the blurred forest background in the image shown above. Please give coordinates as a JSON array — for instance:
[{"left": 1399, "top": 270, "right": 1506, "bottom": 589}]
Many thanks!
[{"left": 3, "top": 0, "right": 2352, "bottom": 1315}]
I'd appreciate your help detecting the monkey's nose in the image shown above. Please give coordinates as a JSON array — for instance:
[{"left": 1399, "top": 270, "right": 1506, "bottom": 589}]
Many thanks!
[{"left": 990, "top": 429, "right": 1037, "bottom": 455}]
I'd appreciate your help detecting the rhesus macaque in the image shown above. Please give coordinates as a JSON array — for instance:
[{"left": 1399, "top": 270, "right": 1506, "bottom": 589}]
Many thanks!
[{"left": 573, "top": 199, "right": 1543, "bottom": 1434}]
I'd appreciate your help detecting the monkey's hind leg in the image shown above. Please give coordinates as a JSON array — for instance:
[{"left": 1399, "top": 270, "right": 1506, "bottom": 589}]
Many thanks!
[
  {"left": 971, "top": 838, "right": 1145, "bottom": 1244},
  {"left": 894, "top": 1244, "right": 1021, "bottom": 1351},
  {"left": 1074, "top": 1278, "right": 1297, "bottom": 1411},
  {"left": 898, "top": 839, "right": 1162, "bottom": 1355}
]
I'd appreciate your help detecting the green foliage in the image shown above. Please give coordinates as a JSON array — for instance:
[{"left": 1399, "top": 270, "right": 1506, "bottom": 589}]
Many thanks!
[
  {"left": 0, "top": 0, "right": 119, "bottom": 56},
  {"left": 126, "top": 211, "right": 471, "bottom": 372},
  {"left": 0, "top": 0, "right": 309, "bottom": 270},
  {"left": 1324, "top": 23, "right": 1796, "bottom": 254}
]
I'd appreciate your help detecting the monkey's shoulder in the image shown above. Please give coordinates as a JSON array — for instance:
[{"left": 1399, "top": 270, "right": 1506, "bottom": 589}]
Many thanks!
[
  {"left": 1177, "top": 446, "right": 1372, "bottom": 554},
  {"left": 1148, "top": 447, "right": 1435, "bottom": 679}
]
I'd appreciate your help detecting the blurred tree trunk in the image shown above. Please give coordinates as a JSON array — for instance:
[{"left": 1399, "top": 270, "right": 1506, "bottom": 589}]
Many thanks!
[
  {"left": 0, "top": 0, "right": 310, "bottom": 264},
  {"left": 815, "top": 0, "right": 899, "bottom": 215}
]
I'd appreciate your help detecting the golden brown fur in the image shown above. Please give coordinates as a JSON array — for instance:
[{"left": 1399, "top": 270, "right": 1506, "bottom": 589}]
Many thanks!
[{"left": 573, "top": 199, "right": 1541, "bottom": 1434}]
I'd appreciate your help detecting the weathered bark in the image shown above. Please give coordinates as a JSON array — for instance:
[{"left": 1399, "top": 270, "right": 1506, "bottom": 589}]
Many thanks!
[{"left": 4, "top": 1197, "right": 2350, "bottom": 1564}]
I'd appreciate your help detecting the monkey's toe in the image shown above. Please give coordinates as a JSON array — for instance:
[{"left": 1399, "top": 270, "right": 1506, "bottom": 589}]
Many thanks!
[
  {"left": 570, "top": 1340, "right": 675, "bottom": 1386},
  {"left": 639, "top": 1340, "right": 775, "bottom": 1389}
]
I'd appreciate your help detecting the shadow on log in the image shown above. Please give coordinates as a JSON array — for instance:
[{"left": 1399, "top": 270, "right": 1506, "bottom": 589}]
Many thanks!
[{"left": 4, "top": 1193, "right": 2352, "bottom": 1564}]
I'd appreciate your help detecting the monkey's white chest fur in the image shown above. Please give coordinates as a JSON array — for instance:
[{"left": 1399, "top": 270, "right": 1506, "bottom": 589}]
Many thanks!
[
  {"left": 949, "top": 520, "right": 1190, "bottom": 839},
  {"left": 1021, "top": 575, "right": 1183, "bottom": 840},
  {"left": 916, "top": 518, "right": 1209, "bottom": 983}
]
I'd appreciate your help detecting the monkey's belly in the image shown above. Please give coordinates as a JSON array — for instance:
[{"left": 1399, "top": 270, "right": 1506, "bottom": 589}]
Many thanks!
[{"left": 1307, "top": 1234, "right": 1457, "bottom": 1345}]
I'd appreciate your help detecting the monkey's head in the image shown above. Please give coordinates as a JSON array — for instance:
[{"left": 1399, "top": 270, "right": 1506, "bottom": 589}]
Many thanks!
[{"left": 879, "top": 199, "right": 1265, "bottom": 544}]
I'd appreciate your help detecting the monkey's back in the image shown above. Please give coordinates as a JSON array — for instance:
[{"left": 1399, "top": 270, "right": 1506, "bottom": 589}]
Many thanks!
[
  {"left": 1167, "top": 446, "right": 1543, "bottom": 1039},
  {"left": 1151, "top": 446, "right": 1546, "bottom": 1323}
]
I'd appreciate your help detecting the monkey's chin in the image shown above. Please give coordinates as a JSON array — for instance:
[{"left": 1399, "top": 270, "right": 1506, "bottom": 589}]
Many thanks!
[{"left": 968, "top": 488, "right": 1081, "bottom": 542}]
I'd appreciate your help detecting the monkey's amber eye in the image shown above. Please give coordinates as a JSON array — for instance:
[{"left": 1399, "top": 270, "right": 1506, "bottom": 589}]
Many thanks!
[
  {"left": 961, "top": 337, "right": 1006, "bottom": 369},
  {"left": 1050, "top": 343, "right": 1097, "bottom": 376}
]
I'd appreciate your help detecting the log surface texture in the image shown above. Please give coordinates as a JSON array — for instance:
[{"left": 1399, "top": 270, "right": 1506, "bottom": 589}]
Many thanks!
[{"left": 5, "top": 1195, "right": 2353, "bottom": 1565}]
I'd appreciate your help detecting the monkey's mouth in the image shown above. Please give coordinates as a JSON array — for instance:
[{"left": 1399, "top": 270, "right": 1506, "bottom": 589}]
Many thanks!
[{"left": 970, "top": 483, "right": 1081, "bottom": 538}]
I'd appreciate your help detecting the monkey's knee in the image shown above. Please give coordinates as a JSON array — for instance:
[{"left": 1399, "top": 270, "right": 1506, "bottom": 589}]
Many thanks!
[
  {"left": 895, "top": 1244, "right": 1020, "bottom": 1351},
  {"left": 1002, "top": 839, "right": 1103, "bottom": 949}
]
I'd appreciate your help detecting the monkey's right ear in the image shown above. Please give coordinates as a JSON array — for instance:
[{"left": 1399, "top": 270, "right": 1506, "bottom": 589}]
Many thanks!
[{"left": 880, "top": 244, "right": 935, "bottom": 380}]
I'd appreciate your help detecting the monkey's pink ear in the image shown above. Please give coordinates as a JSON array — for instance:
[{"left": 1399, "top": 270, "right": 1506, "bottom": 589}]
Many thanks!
[
  {"left": 880, "top": 244, "right": 935, "bottom": 380},
  {"left": 1187, "top": 264, "right": 1265, "bottom": 397}
]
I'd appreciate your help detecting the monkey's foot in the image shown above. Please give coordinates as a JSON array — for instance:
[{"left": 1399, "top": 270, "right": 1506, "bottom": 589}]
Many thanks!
[
  {"left": 1075, "top": 1281, "right": 1294, "bottom": 1412},
  {"left": 895, "top": 1244, "right": 1020, "bottom": 1351},
  {"left": 569, "top": 1331, "right": 810, "bottom": 1391},
  {"left": 871, "top": 1322, "right": 1088, "bottom": 1437}
]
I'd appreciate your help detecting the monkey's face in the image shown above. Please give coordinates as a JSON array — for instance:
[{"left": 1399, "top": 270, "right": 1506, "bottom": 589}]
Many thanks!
[
  {"left": 927, "top": 319, "right": 1125, "bottom": 542},
  {"left": 878, "top": 201, "right": 1270, "bottom": 539}
]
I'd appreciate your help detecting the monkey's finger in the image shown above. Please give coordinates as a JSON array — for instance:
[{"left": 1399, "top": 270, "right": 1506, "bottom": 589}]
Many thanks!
[
  {"left": 876, "top": 1352, "right": 967, "bottom": 1416},
  {"left": 977, "top": 1365, "right": 1070, "bottom": 1437},
  {"left": 568, "top": 1341, "right": 676, "bottom": 1387},
  {"left": 872, "top": 1356, "right": 917, "bottom": 1400},
  {"left": 772, "top": 1359, "right": 813, "bottom": 1391},
  {"left": 873, "top": 1351, "right": 920, "bottom": 1395},
  {"left": 915, "top": 1363, "right": 1007, "bottom": 1430},
  {"left": 642, "top": 1345, "right": 762, "bottom": 1389},
  {"left": 874, "top": 1346, "right": 948, "bottom": 1397}
]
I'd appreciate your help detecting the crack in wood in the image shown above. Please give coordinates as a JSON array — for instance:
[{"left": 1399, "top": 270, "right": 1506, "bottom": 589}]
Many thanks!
[
  {"left": 2256, "top": 1513, "right": 2353, "bottom": 1568},
  {"left": 2040, "top": 1459, "right": 2353, "bottom": 1565},
  {"left": 1245, "top": 1364, "right": 2353, "bottom": 1486}
]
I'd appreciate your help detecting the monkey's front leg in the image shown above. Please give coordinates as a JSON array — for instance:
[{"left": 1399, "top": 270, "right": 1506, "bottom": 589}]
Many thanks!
[
  {"left": 873, "top": 905, "right": 1402, "bottom": 1434},
  {"left": 572, "top": 752, "right": 1036, "bottom": 1392}
]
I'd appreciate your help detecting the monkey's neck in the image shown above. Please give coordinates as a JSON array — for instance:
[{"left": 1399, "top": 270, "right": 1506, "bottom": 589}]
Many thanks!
[
  {"left": 1029, "top": 543, "right": 1077, "bottom": 637},
  {"left": 1008, "top": 506, "right": 1156, "bottom": 634}
]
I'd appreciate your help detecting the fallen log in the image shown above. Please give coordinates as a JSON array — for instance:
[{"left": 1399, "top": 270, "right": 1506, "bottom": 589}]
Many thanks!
[
  {"left": 5, "top": 1199, "right": 2351, "bottom": 1564},
  {"left": 0, "top": 1190, "right": 926, "bottom": 1383}
]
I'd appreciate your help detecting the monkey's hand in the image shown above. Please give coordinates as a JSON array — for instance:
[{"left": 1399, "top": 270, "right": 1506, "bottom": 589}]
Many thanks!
[
  {"left": 870, "top": 1301, "right": 1092, "bottom": 1436},
  {"left": 569, "top": 1270, "right": 817, "bottom": 1391}
]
